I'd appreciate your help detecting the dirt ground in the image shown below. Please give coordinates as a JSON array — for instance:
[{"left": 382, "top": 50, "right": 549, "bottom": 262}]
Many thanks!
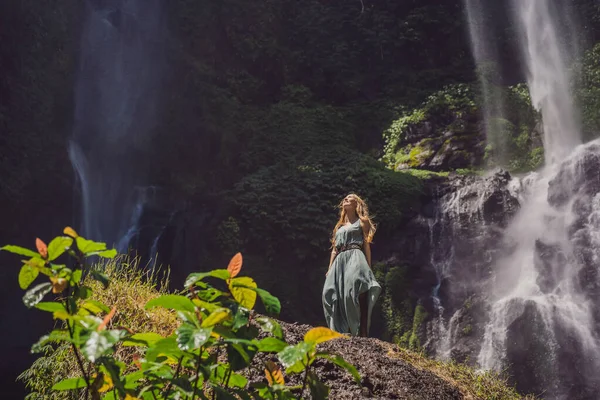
[{"left": 248, "top": 320, "right": 464, "bottom": 400}]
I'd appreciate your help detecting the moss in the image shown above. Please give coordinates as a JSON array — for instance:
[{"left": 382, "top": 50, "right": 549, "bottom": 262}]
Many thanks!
[
  {"left": 382, "top": 84, "right": 478, "bottom": 168},
  {"left": 408, "top": 304, "right": 428, "bottom": 350},
  {"left": 462, "top": 324, "right": 472, "bottom": 336},
  {"left": 403, "top": 169, "right": 449, "bottom": 180},
  {"left": 408, "top": 143, "right": 435, "bottom": 168},
  {"left": 394, "top": 148, "right": 412, "bottom": 166},
  {"left": 388, "top": 345, "right": 537, "bottom": 400},
  {"left": 463, "top": 298, "right": 473, "bottom": 310}
]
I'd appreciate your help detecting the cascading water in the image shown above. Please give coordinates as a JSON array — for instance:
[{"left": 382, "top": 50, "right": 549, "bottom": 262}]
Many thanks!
[
  {"left": 69, "top": 0, "right": 164, "bottom": 249},
  {"left": 473, "top": 1, "right": 600, "bottom": 398},
  {"left": 464, "top": 0, "right": 508, "bottom": 164},
  {"left": 511, "top": 0, "right": 580, "bottom": 163}
]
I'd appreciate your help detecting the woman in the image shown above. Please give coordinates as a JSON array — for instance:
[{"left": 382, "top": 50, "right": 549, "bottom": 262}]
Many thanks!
[{"left": 322, "top": 194, "right": 382, "bottom": 337}]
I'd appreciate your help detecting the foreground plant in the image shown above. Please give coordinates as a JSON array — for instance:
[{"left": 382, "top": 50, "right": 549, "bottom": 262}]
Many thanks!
[{"left": 3, "top": 228, "right": 359, "bottom": 399}]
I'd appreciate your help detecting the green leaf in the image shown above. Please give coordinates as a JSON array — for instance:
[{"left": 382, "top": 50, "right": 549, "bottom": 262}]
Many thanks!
[
  {"left": 192, "top": 299, "right": 219, "bottom": 314},
  {"left": 123, "top": 370, "right": 145, "bottom": 387},
  {"left": 227, "top": 342, "right": 257, "bottom": 371},
  {"left": 201, "top": 308, "right": 231, "bottom": 328},
  {"left": 52, "top": 377, "right": 87, "bottom": 390},
  {"left": 71, "top": 269, "right": 82, "bottom": 284},
  {"left": 304, "top": 327, "right": 344, "bottom": 344},
  {"left": 210, "top": 385, "right": 238, "bottom": 400},
  {"left": 145, "top": 337, "right": 184, "bottom": 362},
  {"left": 255, "top": 317, "right": 284, "bottom": 340},
  {"left": 196, "top": 287, "right": 223, "bottom": 302},
  {"left": 227, "top": 372, "right": 249, "bottom": 389},
  {"left": 184, "top": 269, "right": 230, "bottom": 287},
  {"left": 229, "top": 277, "right": 257, "bottom": 309},
  {"left": 232, "top": 306, "right": 250, "bottom": 330},
  {"left": 18, "top": 264, "right": 39, "bottom": 289},
  {"left": 307, "top": 370, "right": 329, "bottom": 400},
  {"left": 31, "top": 329, "right": 72, "bottom": 353},
  {"left": 47, "top": 236, "right": 73, "bottom": 261},
  {"left": 101, "top": 358, "right": 127, "bottom": 395},
  {"left": 145, "top": 294, "right": 196, "bottom": 313},
  {"left": 230, "top": 388, "right": 254, "bottom": 400},
  {"left": 277, "top": 341, "right": 314, "bottom": 374},
  {"left": 256, "top": 337, "right": 288, "bottom": 353},
  {"left": 81, "top": 299, "right": 110, "bottom": 314},
  {"left": 317, "top": 353, "right": 361, "bottom": 384},
  {"left": 23, "top": 282, "right": 52, "bottom": 308},
  {"left": 176, "top": 325, "right": 212, "bottom": 351},
  {"left": 91, "top": 270, "right": 110, "bottom": 289},
  {"left": 24, "top": 257, "right": 49, "bottom": 273},
  {"left": 230, "top": 283, "right": 280, "bottom": 316},
  {"left": 76, "top": 237, "right": 107, "bottom": 254},
  {"left": 76, "top": 286, "right": 93, "bottom": 300},
  {"left": 82, "top": 330, "right": 126, "bottom": 362},
  {"left": 0, "top": 245, "right": 40, "bottom": 258},
  {"left": 213, "top": 364, "right": 248, "bottom": 388},
  {"left": 122, "top": 332, "right": 164, "bottom": 347},
  {"left": 92, "top": 248, "right": 118, "bottom": 259},
  {"left": 35, "top": 302, "right": 66, "bottom": 313},
  {"left": 254, "top": 288, "right": 281, "bottom": 316}
]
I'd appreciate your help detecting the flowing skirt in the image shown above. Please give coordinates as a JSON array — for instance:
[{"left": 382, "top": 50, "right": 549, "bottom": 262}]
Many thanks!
[{"left": 322, "top": 249, "right": 381, "bottom": 336}]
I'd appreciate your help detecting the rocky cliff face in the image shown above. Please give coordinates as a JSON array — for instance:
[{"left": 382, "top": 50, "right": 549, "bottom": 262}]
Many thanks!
[
  {"left": 372, "top": 169, "right": 521, "bottom": 360},
  {"left": 375, "top": 141, "right": 600, "bottom": 399}
]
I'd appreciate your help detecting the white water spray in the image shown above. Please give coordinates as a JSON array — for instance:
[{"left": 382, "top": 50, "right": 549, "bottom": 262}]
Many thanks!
[
  {"left": 512, "top": 0, "right": 580, "bottom": 164},
  {"left": 464, "top": 0, "right": 508, "bottom": 163}
]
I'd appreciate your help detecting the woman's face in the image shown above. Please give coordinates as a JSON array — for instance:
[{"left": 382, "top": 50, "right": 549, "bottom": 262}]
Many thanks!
[{"left": 342, "top": 195, "right": 357, "bottom": 212}]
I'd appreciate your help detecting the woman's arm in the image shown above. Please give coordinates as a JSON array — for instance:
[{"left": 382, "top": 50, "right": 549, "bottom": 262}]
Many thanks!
[
  {"left": 361, "top": 220, "right": 372, "bottom": 268},
  {"left": 363, "top": 241, "right": 372, "bottom": 269},
  {"left": 327, "top": 248, "right": 337, "bottom": 275}
]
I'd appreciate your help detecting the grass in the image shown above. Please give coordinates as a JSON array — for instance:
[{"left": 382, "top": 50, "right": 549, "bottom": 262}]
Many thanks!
[
  {"left": 402, "top": 168, "right": 485, "bottom": 180},
  {"left": 86, "top": 255, "right": 177, "bottom": 338},
  {"left": 385, "top": 344, "right": 536, "bottom": 400},
  {"left": 18, "top": 255, "right": 178, "bottom": 400}
]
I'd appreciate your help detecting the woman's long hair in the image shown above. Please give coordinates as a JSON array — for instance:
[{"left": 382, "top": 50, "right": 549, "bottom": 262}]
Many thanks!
[{"left": 330, "top": 193, "right": 376, "bottom": 247}]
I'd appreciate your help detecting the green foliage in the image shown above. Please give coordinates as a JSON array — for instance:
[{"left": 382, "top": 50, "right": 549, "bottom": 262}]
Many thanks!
[
  {"left": 576, "top": 43, "right": 600, "bottom": 140},
  {"left": 382, "top": 84, "right": 477, "bottom": 169},
  {"left": 373, "top": 265, "right": 415, "bottom": 345},
  {"left": 5, "top": 229, "right": 358, "bottom": 399},
  {"left": 233, "top": 150, "right": 422, "bottom": 262},
  {"left": 383, "top": 80, "right": 543, "bottom": 173},
  {"left": 408, "top": 305, "right": 428, "bottom": 350}
]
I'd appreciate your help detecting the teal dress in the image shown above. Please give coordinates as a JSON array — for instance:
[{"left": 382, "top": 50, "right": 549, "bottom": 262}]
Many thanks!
[{"left": 322, "top": 219, "right": 381, "bottom": 336}]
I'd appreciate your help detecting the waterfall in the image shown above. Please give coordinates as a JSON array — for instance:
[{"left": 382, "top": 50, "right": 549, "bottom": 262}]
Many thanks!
[
  {"left": 511, "top": 0, "right": 580, "bottom": 164},
  {"left": 464, "top": 0, "right": 508, "bottom": 164},
  {"left": 69, "top": 0, "right": 164, "bottom": 247},
  {"left": 474, "top": 2, "right": 600, "bottom": 397}
]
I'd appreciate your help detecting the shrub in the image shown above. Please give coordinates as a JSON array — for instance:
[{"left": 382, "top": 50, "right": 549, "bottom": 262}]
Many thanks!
[{"left": 3, "top": 228, "right": 359, "bottom": 399}]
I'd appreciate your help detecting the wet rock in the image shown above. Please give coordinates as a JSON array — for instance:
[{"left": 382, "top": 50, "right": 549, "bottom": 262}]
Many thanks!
[
  {"left": 533, "top": 239, "right": 566, "bottom": 293},
  {"left": 375, "top": 169, "right": 520, "bottom": 367},
  {"left": 548, "top": 144, "right": 600, "bottom": 208},
  {"left": 505, "top": 301, "right": 561, "bottom": 398}
]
